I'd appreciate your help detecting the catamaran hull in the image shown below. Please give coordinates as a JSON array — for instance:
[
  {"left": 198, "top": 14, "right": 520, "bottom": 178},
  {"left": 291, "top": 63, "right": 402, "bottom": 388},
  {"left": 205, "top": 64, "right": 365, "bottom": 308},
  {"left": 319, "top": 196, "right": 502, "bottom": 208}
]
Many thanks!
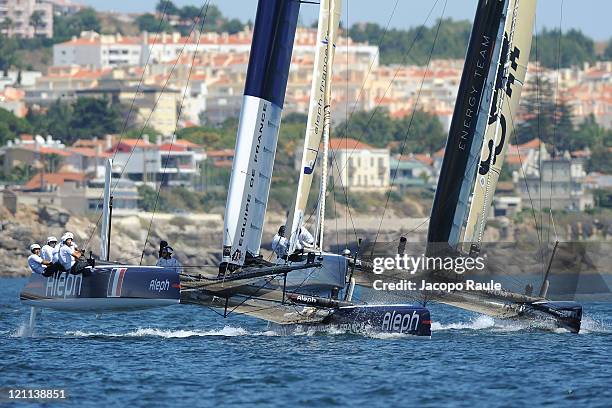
[
  {"left": 269, "top": 305, "right": 432, "bottom": 337},
  {"left": 20, "top": 266, "right": 180, "bottom": 312},
  {"left": 430, "top": 291, "right": 582, "bottom": 333}
]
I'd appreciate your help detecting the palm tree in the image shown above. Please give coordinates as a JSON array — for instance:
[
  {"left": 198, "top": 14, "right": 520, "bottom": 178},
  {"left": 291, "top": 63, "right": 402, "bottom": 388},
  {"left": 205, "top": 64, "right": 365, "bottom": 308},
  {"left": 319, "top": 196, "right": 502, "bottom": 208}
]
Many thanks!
[
  {"left": 29, "top": 11, "right": 45, "bottom": 37},
  {"left": 1, "top": 17, "right": 14, "bottom": 37}
]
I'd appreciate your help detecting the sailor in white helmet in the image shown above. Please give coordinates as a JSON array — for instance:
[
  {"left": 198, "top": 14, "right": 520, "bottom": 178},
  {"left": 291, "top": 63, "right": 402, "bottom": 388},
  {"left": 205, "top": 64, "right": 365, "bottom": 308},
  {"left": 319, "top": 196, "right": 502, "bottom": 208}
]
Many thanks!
[
  {"left": 156, "top": 246, "right": 182, "bottom": 273},
  {"left": 28, "top": 244, "right": 50, "bottom": 274},
  {"left": 41, "top": 236, "right": 58, "bottom": 263},
  {"left": 58, "top": 232, "right": 81, "bottom": 272}
]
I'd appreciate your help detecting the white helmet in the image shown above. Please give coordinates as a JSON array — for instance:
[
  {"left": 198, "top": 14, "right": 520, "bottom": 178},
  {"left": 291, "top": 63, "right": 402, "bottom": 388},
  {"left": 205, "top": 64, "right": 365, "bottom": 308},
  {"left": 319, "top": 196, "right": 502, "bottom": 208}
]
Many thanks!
[
  {"left": 47, "top": 236, "right": 58, "bottom": 244},
  {"left": 62, "top": 232, "right": 74, "bottom": 242},
  {"left": 30, "top": 243, "right": 41, "bottom": 251}
]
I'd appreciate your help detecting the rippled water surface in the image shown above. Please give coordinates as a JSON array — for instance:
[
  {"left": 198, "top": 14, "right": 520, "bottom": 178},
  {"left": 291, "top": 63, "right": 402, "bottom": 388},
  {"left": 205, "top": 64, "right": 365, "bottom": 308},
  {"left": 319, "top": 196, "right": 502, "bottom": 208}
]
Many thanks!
[{"left": 1, "top": 278, "right": 611, "bottom": 407}]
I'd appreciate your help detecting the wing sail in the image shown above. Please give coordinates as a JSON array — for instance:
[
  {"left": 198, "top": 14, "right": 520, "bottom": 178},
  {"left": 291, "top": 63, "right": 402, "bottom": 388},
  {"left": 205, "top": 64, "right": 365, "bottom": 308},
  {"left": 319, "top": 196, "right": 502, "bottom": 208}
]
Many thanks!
[
  {"left": 222, "top": 0, "right": 301, "bottom": 268},
  {"left": 286, "top": 0, "right": 342, "bottom": 253},
  {"left": 427, "top": 0, "right": 510, "bottom": 252},
  {"left": 463, "top": 0, "right": 536, "bottom": 252}
]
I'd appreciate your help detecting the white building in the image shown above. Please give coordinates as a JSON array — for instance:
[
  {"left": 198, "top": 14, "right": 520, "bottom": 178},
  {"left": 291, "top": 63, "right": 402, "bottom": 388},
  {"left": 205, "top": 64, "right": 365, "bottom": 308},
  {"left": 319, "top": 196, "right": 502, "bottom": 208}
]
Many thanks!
[
  {"left": 108, "top": 136, "right": 205, "bottom": 187},
  {"left": 53, "top": 31, "right": 142, "bottom": 69},
  {"left": 0, "top": 0, "right": 53, "bottom": 38},
  {"left": 328, "top": 138, "right": 389, "bottom": 192}
]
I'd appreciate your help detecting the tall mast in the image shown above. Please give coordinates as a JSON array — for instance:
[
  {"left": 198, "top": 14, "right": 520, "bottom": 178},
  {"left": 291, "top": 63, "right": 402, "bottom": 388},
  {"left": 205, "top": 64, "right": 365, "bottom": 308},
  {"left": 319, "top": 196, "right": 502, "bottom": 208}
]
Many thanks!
[
  {"left": 221, "top": 0, "right": 301, "bottom": 269},
  {"left": 427, "top": 0, "right": 510, "bottom": 254},
  {"left": 287, "top": 0, "right": 342, "bottom": 253},
  {"left": 100, "top": 158, "right": 113, "bottom": 260}
]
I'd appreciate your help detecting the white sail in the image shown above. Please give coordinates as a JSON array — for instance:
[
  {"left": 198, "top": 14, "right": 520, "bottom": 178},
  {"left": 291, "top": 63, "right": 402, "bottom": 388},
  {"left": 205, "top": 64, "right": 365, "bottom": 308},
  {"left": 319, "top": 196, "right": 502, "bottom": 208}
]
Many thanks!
[
  {"left": 463, "top": 0, "right": 536, "bottom": 251},
  {"left": 223, "top": 97, "right": 282, "bottom": 266},
  {"left": 287, "top": 0, "right": 342, "bottom": 253}
]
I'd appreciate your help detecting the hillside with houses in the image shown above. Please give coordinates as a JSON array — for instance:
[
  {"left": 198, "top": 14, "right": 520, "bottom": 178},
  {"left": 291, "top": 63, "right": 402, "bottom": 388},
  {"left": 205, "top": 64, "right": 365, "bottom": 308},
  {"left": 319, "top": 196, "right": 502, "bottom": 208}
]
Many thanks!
[{"left": 0, "top": 0, "right": 611, "bottom": 271}]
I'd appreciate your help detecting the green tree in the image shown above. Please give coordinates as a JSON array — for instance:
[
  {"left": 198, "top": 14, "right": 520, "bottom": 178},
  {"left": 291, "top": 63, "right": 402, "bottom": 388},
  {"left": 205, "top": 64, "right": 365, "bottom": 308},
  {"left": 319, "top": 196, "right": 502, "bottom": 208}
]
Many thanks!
[
  {"left": 516, "top": 78, "right": 557, "bottom": 145},
  {"left": 178, "top": 5, "right": 201, "bottom": 20},
  {"left": 135, "top": 13, "right": 171, "bottom": 33},
  {"left": 0, "top": 34, "right": 19, "bottom": 74},
  {"left": 221, "top": 19, "right": 244, "bottom": 34},
  {"left": 0, "top": 108, "right": 33, "bottom": 146},
  {"left": 334, "top": 108, "right": 446, "bottom": 153},
  {"left": 29, "top": 10, "right": 45, "bottom": 36},
  {"left": 69, "top": 98, "right": 122, "bottom": 141},
  {"left": 604, "top": 39, "right": 612, "bottom": 60},
  {"left": 138, "top": 184, "right": 161, "bottom": 211},
  {"left": 1, "top": 17, "right": 13, "bottom": 37},
  {"left": 335, "top": 109, "right": 396, "bottom": 147},
  {"left": 156, "top": 1, "right": 180, "bottom": 16},
  {"left": 348, "top": 19, "right": 471, "bottom": 65},
  {"left": 394, "top": 110, "right": 446, "bottom": 153},
  {"left": 574, "top": 114, "right": 611, "bottom": 150},
  {"left": 27, "top": 100, "right": 73, "bottom": 141},
  {"left": 532, "top": 28, "right": 596, "bottom": 68},
  {"left": 53, "top": 8, "right": 101, "bottom": 42}
]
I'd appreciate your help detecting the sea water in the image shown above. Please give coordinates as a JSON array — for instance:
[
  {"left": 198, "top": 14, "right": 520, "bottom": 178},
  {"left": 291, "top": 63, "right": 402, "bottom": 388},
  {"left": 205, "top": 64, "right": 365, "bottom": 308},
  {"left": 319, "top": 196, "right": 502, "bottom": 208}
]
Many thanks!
[{"left": 1, "top": 278, "right": 611, "bottom": 407}]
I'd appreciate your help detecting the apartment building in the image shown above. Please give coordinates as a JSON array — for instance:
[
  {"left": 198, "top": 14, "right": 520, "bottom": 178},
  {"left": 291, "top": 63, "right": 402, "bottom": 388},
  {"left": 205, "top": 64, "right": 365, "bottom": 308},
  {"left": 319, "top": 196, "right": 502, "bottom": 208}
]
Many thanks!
[
  {"left": 0, "top": 0, "right": 53, "bottom": 38},
  {"left": 107, "top": 136, "right": 205, "bottom": 187},
  {"left": 53, "top": 31, "right": 142, "bottom": 68}
]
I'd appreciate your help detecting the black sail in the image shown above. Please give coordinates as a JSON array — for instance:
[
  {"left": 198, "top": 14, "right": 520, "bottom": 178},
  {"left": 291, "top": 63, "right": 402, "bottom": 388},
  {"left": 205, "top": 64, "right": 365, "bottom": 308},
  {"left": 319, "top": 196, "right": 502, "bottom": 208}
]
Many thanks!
[{"left": 427, "top": 0, "right": 507, "bottom": 252}]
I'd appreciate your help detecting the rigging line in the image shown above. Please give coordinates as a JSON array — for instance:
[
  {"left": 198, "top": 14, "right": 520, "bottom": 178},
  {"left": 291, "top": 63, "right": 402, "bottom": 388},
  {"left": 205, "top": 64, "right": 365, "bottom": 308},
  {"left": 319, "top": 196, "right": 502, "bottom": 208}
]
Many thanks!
[
  {"left": 140, "top": 1, "right": 212, "bottom": 265},
  {"left": 372, "top": 0, "right": 447, "bottom": 250},
  {"left": 83, "top": 2, "right": 211, "bottom": 252},
  {"left": 81, "top": 4, "right": 172, "bottom": 251},
  {"left": 225, "top": 274, "right": 285, "bottom": 317},
  {"left": 330, "top": 150, "right": 360, "bottom": 243},
  {"left": 548, "top": 0, "right": 564, "bottom": 245},
  {"left": 332, "top": 0, "right": 440, "bottom": 186},
  {"left": 506, "top": 92, "right": 544, "bottom": 253}
]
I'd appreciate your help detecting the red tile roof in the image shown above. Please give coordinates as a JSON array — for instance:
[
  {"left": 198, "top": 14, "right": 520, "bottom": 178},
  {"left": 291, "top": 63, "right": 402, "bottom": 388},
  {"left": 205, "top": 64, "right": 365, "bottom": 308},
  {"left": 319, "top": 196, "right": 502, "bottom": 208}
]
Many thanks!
[
  {"left": 67, "top": 147, "right": 112, "bottom": 158},
  {"left": 159, "top": 143, "right": 186, "bottom": 152},
  {"left": 207, "top": 149, "right": 235, "bottom": 158},
  {"left": 328, "top": 138, "right": 375, "bottom": 151},
  {"left": 24, "top": 172, "right": 87, "bottom": 190}
]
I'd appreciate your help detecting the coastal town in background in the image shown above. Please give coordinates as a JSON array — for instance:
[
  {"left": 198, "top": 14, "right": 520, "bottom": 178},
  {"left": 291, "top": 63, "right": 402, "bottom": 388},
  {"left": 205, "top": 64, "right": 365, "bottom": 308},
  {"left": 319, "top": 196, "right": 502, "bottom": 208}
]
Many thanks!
[{"left": 0, "top": 0, "right": 611, "bottom": 275}]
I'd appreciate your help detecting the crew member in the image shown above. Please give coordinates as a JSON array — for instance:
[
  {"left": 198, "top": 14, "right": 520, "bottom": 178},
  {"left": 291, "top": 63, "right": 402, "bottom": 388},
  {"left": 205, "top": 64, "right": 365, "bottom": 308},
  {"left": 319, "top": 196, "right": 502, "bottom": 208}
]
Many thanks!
[
  {"left": 58, "top": 232, "right": 81, "bottom": 273},
  {"left": 295, "top": 227, "right": 315, "bottom": 250},
  {"left": 157, "top": 246, "right": 182, "bottom": 273},
  {"left": 28, "top": 244, "right": 50, "bottom": 274},
  {"left": 41, "top": 236, "right": 58, "bottom": 263},
  {"left": 159, "top": 240, "right": 168, "bottom": 258},
  {"left": 272, "top": 225, "right": 288, "bottom": 259}
]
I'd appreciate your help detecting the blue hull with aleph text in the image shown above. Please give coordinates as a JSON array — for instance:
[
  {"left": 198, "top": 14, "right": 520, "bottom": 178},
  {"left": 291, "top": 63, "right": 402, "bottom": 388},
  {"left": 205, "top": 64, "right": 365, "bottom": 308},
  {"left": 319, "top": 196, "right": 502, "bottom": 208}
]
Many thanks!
[
  {"left": 20, "top": 265, "right": 180, "bottom": 312},
  {"left": 271, "top": 305, "right": 432, "bottom": 337}
]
